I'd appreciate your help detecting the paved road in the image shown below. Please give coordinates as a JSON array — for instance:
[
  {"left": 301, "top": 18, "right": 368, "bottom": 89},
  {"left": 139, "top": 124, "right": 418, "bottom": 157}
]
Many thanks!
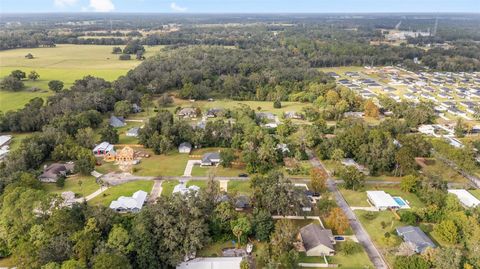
[{"left": 307, "top": 151, "right": 388, "bottom": 269}]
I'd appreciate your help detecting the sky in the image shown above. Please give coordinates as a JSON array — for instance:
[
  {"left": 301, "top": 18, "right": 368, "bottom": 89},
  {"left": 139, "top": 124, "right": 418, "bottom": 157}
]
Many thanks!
[{"left": 1, "top": 0, "right": 479, "bottom": 13}]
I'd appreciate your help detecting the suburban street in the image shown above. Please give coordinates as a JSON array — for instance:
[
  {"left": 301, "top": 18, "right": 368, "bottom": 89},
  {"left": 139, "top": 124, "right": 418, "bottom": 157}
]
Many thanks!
[{"left": 307, "top": 151, "right": 389, "bottom": 269}]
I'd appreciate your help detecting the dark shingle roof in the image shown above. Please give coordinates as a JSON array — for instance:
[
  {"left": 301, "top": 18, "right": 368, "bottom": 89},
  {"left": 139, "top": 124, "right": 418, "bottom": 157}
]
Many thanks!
[{"left": 300, "top": 224, "right": 334, "bottom": 252}]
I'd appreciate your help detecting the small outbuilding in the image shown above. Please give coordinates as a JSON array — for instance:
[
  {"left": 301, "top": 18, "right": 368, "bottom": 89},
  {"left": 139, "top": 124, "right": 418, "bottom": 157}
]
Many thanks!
[
  {"left": 298, "top": 224, "right": 335, "bottom": 256},
  {"left": 178, "top": 142, "right": 192, "bottom": 154},
  {"left": 126, "top": 127, "right": 140, "bottom": 137}
]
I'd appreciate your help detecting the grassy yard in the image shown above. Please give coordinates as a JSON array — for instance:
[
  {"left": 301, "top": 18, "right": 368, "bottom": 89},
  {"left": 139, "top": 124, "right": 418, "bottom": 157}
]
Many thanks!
[
  {"left": 340, "top": 189, "right": 371, "bottom": 207},
  {"left": 470, "top": 189, "right": 480, "bottom": 200},
  {"left": 2, "top": 132, "right": 35, "bottom": 151},
  {"left": 0, "top": 44, "right": 163, "bottom": 112},
  {"left": 88, "top": 180, "right": 153, "bottom": 206},
  {"left": 328, "top": 244, "right": 374, "bottom": 269},
  {"left": 133, "top": 151, "right": 189, "bottom": 177},
  {"left": 161, "top": 180, "right": 179, "bottom": 197},
  {"left": 191, "top": 165, "right": 247, "bottom": 177},
  {"left": 116, "top": 121, "right": 144, "bottom": 145},
  {"left": 421, "top": 158, "right": 469, "bottom": 184},
  {"left": 186, "top": 180, "right": 207, "bottom": 189},
  {"left": 357, "top": 210, "right": 404, "bottom": 249},
  {"left": 197, "top": 241, "right": 235, "bottom": 257},
  {"left": 43, "top": 175, "right": 99, "bottom": 197},
  {"left": 227, "top": 180, "right": 252, "bottom": 195}
]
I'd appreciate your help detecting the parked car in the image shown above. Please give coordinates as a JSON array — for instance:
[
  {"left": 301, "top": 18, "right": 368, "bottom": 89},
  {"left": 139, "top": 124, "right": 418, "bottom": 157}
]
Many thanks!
[{"left": 238, "top": 173, "right": 249, "bottom": 177}]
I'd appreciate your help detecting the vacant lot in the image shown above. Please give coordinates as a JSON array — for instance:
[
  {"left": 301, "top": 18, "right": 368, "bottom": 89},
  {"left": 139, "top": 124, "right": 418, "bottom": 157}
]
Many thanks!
[{"left": 0, "top": 44, "right": 163, "bottom": 112}]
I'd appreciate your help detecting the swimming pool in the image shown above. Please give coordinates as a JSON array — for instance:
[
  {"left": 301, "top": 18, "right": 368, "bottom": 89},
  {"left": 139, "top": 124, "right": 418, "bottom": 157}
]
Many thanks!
[{"left": 393, "top": 197, "right": 406, "bottom": 206}]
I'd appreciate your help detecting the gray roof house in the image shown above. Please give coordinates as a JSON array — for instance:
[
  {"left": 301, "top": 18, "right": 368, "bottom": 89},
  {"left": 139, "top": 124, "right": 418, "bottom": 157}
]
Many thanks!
[
  {"left": 206, "top": 108, "right": 224, "bottom": 118},
  {"left": 234, "top": 195, "right": 250, "bottom": 211},
  {"left": 298, "top": 224, "right": 335, "bottom": 256},
  {"left": 178, "top": 142, "right": 192, "bottom": 154},
  {"left": 201, "top": 152, "right": 221, "bottom": 166},
  {"left": 93, "top": 142, "right": 115, "bottom": 156},
  {"left": 177, "top": 107, "right": 198, "bottom": 118},
  {"left": 109, "top": 115, "right": 126, "bottom": 127},
  {"left": 38, "top": 163, "right": 75, "bottom": 183},
  {"left": 109, "top": 190, "right": 148, "bottom": 213},
  {"left": 396, "top": 226, "right": 436, "bottom": 253},
  {"left": 126, "top": 127, "right": 140, "bottom": 137}
]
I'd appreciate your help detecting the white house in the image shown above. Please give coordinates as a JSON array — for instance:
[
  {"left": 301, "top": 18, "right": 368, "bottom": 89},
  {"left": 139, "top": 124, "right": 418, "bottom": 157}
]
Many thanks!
[
  {"left": 177, "top": 257, "right": 242, "bottom": 269},
  {"left": 109, "top": 190, "right": 148, "bottom": 213},
  {"left": 367, "top": 191, "right": 399, "bottom": 210},
  {"left": 0, "top": 135, "right": 12, "bottom": 147},
  {"left": 448, "top": 189, "right": 480, "bottom": 208},
  {"left": 173, "top": 183, "right": 200, "bottom": 195}
]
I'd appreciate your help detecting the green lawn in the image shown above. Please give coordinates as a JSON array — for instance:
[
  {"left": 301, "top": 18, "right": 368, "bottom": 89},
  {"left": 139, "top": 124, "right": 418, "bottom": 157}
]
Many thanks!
[
  {"left": 328, "top": 244, "right": 374, "bottom": 269},
  {"left": 191, "top": 165, "right": 247, "bottom": 177},
  {"left": 43, "top": 175, "right": 99, "bottom": 197},
  {"left": 0, "top": 44, "right": 163, "bottom": 112},
  {"left": 470, "top": 189, "right": 480, "bottom": 200},
  {"left": 161, "top": 180, "right": 179, "bottom": 197},
  {"left": 197, "top": 241, "right": 235, "bottom": 257},
  {"left": 421, "top": 158, "right": 469, "bottom": 184},
  {"left": 227, "top": 180, "right": 252, "bottom": 195},
  {"left": 186, "top": 180, "right": 207, "bottom": 189},
  {"left": 134, "top": 151, "right": 189, "bottom": 177},
  {"left": 2, "top": 132, "right": 35, "bottom": 151},
  {"left": 340, "top": 189, "right": 370, "bottom": 207},
  {"left": 116, "top": 121, "right": 144, "bottom": 145},
  {"left": 357, "top": 210, "right": 404, "bottom": 249},
  {"left": 88, "top": 180, "right": 153, "bottom": 206}
]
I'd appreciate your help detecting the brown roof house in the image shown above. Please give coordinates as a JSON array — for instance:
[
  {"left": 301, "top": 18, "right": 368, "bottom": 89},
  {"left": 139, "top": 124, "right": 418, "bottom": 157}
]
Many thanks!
[
  {"left": 298, "top": 224, "right": 335, "bottom": 256},
  {"left": 38, "top": 163, "right": 75, "bottom": 183}
]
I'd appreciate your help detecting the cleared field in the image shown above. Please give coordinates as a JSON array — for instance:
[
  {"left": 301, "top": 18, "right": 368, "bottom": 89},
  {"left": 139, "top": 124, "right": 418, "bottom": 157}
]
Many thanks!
[
  {"left": 0, "top": 44, "right": 163, "bottom": 112},
  {"left": 43, "top": 175, "right": 99, "bottom": 197},
  {"left": 88, "top": 180, "right": 153, "bottom": 206}
]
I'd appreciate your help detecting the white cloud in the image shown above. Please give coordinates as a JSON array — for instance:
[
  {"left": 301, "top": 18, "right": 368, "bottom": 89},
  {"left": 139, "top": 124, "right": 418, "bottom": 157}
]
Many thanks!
[
  {"left": 89, "top": 0, "right": 115, "bottom": 12},
  {"left": 54, "top": 0, "right": 77, "bottom": 8},
  {"left": 170, "top": 2, "right": 187, "bottom": 12}
]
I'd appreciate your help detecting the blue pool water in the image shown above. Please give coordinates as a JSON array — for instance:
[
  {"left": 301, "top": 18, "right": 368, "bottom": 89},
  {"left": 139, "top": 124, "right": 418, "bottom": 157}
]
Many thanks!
[{"left": 393, "top": 197, "right": 406, "bottom": 206}]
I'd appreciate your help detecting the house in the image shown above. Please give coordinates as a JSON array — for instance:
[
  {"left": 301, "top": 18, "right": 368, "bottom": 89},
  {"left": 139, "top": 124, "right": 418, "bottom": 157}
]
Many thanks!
[
  {"left": 234, "top": 195, "right": 250, "bottom": 211},
  {"left": 284, "top": 111, "right": 303, "bottom": 120},
  {"left": 173, "top": 183, "right": 200, "bottom": 195},
  {"left": 0, "top": 135, "right": 12, "bottom": 147},
  {"left": 93, "top": 142, "right": 115, "bottom": 156},
  {"left": 38, "top": 163, "right": 75, "bottom": 183},
  {"left": 177, "top": 108, "right": 198, "bottom": 118},
  {"left": 109, "top": 190, "right": 148, "bottom": 213},
  {"left": 109, "top": 115, "right": 126, "bottom": 127},
  {"left": 396, "top": 226, "right": 436, "bottom": 253},
  {"left": 341, "top": 158, "right": 368, "bottom": 174},
  {"left": 126, "top": 127, "right": 140, "bottom": 137},
  {"left": 178, "top": 142, "right": 192, "bottom": 154},
  {"left": 326, "top": 72, "right": 340, "bottom": 78},
  {"left": 447, "top": 189, "right": 480, "bottom": 208},
  {"left": 366, "top": 190, "right": 408, "bottom": 210},
  {"left": 256, "top": 112, "right": 276, "bottom": 121},
  {"left": 298, "top": 224, "right": 335, "bottom": 256},
  {"left": 206, "top": 108, "right": 223, "bottom": 118},
  {"left": 177, "top": 257, "right": 243, "bottom": 269},
  {"left": 201, "top": 152, "right": 221, "bottom": 166},
  {"left": 343, "top": 112, "right": 364, "bottom": 118},
  {"left": 0, "top": 145, "right": 9, "bottom": 161},
  {"left": 61, "top": 191, "right": 77, "bottom": 207}
]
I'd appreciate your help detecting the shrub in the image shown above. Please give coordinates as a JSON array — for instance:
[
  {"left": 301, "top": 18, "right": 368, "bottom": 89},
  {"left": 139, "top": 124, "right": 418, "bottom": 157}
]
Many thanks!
[{"left": 339, "top": 240, "right": 362, "bottom": 255}]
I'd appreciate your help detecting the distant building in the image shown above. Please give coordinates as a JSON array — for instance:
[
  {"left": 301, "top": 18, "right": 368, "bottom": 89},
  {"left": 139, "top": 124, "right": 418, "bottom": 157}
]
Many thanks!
[
  {"left": 93, "top": 142, "right": 115, "bottom": 156},
  {"left": 178, "top": 142, "right": 192, "bottom": 154},
  {"left": 126, "top": 127, "right": 140, "bottom": 137},
  {"left": 201, "top": 152, "right": 221, "bottom": 166},
  {"left": 396, "top": 226, "right": 436, "bottom": 253},
  {"left": 109, "top": 116, "right": 126, "bottom": 127},
  {"left": 206, "top": 108, "right": 224, "bottom": 118},
  {"left": 109, "top": 190, "right": 148, "bottom": 213},
  {"left": 38, "top": 163, "right": 75, "bottom": 183},
  {"left": 298, "top": 224, "right": 335, "bottom": 256},
  {"left": 177, "top": 108, "right": 198, "bottom": 118},
  {"left": 448, "top": 189, "right": 480, "bottom": 208}
]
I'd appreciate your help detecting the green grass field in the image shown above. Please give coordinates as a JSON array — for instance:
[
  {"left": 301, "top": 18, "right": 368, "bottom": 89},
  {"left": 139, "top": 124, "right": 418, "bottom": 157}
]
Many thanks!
[
  {"left": 161, "top": 180, "right": 179, "bottom": 196},
  {"left": 43, "top": 175, "right": 99, "bottom": 197},
  {"left": 227, "top": 180, "right": 251, "bottom": 195},
  {"left": 134, "top": 151, "right": 189, "bottom": 176},
  {"left": 88, "top": 180, "right": 153, "bottom": 206},
  {"left": 0, "top": 44, "right": 163, "bottom": 112},
  {"left": 470, "top": 189, "right": 480, "bottom": 200}
]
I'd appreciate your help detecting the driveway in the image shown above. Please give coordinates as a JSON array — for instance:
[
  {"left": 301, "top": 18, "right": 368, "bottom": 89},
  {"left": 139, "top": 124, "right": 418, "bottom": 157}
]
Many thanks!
[
  {"left": 308, "top": 151, "right": 388, "bottom": 269},
  {"left": 183, "top": 160, "right": 201, "bottom": 177},
  {"left": 148, "top": 180, "right": 163, "bottom": 203}
]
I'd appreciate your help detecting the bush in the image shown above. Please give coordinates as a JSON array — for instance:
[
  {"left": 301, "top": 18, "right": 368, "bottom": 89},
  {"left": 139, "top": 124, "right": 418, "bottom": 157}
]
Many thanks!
[
  {"left": 339, "top": 240, "right": 362, "bottom": 255},
  {"left": 393, "top": 255, "right": 430, "bottom": 269},
  {"left": 273, "top": 100, "right": 281, "bottom": 108},
  {"left": 56, "top": 175, "right": 66, "bottom": 188},
  {"left": 362, "top": 212, "right": 377, "bottom": 221},
  {"left": 400, "top": 211, "right": 418, "bottom": 225}
]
